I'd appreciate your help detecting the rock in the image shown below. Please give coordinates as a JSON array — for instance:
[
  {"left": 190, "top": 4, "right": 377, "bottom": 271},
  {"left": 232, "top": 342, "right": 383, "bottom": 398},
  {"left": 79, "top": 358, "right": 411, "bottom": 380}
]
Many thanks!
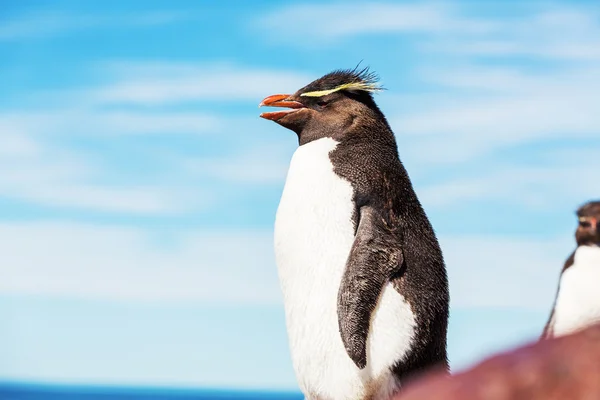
[{"left": 396, "top": 323, "right": 600, "bottom": 400}]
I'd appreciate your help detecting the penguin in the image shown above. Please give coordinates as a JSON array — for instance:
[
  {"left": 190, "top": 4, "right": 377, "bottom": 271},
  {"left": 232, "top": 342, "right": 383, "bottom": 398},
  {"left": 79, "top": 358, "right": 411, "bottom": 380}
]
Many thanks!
[
  {"left": 258, "top": 67, "right": 449, "bottom": 400},
  {"left": 541, "top": 200, "right": 600, "bottom": 340}
]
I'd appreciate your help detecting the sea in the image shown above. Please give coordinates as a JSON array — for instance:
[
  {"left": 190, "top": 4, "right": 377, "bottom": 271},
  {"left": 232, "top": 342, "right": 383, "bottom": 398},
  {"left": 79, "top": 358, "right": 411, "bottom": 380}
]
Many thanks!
[{"left": 0, "top": 382, "right": 303, "bottom": 400}]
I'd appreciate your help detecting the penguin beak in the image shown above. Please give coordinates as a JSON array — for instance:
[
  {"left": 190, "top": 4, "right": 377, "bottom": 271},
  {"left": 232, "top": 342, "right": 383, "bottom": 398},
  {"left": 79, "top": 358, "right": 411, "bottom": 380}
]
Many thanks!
[{"left": 259, "top": 94, "right": 305, "bottom": 121}]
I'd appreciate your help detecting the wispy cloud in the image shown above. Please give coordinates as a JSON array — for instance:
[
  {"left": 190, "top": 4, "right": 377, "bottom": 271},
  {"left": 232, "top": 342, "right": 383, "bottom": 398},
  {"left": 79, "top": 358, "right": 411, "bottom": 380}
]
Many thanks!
[
  {"left": 427, "top": 39, "right": 600, "bottom": 61},
  {"left": 260, "top": 3, "right": 600, "bottom": 62},
  {"left": 0, "top": 10, "right": 191, "bottom": 40},
  {"left": 423, "top": 8, "right": 600, "bottom": 61},
  {"left": 10, "top": 62, "right": 311, "bottom": 109},
  {"left": 442, "top": 234, "right": 571, "bottom": 310},
  {"left": 90, "top": 62, "right": 312, "bottom": 105},
  {"left": 182, "top": 142, "right": 295, "bottom": 185},
  {"left": 257, "top": 2, "right": 496, "bottom": 41},
  {"left": 0, "top": 62, "right": 310, "bottom": 214},
  {"left": 0, "top": 221, "right": 569, "bottom": 311},
  {"left": 417, "top": 157, "right": 600, "bottom": 210},
  {"left": 0, "top": 110, "right": 221, "bottom": 137},
  {"left": 386, "top": 64, "right": 600, "bottom": 167},
  {"left": 2, "top": 182, "right": 195, "bottom": 214},
  {"left": 0, "top": 127, "right": 210, "bottom": 214},
  {"left": 0, "top": 222, "right": 280, "bottom": 304}
]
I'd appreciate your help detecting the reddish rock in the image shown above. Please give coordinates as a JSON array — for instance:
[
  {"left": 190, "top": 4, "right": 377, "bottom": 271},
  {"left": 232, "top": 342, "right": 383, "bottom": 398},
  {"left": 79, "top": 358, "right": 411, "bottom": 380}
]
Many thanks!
[{"left": 396, "top": 323, "right": 600, "bottom": 400}]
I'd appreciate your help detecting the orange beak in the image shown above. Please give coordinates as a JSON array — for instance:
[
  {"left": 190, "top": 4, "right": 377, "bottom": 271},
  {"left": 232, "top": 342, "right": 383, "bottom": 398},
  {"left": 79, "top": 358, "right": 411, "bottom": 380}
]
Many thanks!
[{"left": 259, "top": 94, "right": 305, "bottom": 121}]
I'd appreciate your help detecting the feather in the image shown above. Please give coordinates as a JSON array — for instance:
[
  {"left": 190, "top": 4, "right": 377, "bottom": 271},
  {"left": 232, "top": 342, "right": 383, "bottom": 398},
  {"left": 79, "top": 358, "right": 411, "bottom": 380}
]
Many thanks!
[{"left": 300, "top": 65, "right": 384, "bottom": 98}]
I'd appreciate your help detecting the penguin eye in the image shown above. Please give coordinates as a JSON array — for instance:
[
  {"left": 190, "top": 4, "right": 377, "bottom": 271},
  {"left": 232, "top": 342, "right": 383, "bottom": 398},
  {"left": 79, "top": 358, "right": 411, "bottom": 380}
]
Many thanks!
[
  {"left": 580, "top": 221, "right": 591, "bottom": 228},
  {"left": 317, "top": 100, "right": 328, "bottom": 107}
]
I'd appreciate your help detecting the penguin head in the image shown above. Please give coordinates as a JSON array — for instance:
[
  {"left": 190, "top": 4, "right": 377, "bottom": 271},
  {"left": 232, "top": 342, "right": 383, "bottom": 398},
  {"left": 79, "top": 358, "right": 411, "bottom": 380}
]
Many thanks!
[
  {"left": 575, "top": 200, "right": 600, "bottom": 246},
  {"left": 259, "top": 67, "right": 387, "bottom": 144}
]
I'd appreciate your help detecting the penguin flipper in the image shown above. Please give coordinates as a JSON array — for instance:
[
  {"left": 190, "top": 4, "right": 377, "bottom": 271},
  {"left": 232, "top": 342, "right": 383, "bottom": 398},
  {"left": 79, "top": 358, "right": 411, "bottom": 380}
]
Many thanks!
[
  {"left": 337, "top": 205, "right": 403, "bottom": 369},
  {"left": 541, "top": 310, "right": 555, "bottom": 340}
]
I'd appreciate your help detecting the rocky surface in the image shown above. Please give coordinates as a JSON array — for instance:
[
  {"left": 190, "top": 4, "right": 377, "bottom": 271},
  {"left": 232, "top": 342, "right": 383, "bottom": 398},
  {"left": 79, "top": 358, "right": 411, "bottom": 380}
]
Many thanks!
[{"left": 396, "top": 323, "right": 600, "bottom": 400}]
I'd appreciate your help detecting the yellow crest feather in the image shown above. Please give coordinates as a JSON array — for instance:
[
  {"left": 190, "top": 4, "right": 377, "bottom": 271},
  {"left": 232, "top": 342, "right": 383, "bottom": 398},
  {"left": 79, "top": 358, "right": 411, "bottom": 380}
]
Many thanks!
[{"left": 300, "top": 82, "right": 382, "bottom": 98}]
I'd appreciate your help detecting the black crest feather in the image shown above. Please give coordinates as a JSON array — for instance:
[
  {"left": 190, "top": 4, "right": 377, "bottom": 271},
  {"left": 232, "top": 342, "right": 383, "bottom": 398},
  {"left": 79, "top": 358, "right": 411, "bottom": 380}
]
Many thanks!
[{"left": 300, "top": 64, "right": 384, "bottom": 97}]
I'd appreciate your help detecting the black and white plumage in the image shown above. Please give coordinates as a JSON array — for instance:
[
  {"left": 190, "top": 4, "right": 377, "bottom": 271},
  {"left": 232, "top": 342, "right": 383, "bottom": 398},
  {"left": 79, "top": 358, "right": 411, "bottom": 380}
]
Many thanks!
[
  {"left": 542, "top": 200, "right": 600, "bottom": 340},
  {"left": 259, "top": 67, "right": 449, "bottom": 400}
]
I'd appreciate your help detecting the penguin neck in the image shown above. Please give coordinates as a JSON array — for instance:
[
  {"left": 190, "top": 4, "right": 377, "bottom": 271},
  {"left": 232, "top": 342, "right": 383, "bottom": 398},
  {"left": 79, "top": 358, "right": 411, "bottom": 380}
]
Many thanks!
[
  {"left": 297, "top": 116, "right": 397, "bottom": 148},
  {"left": 577, "top": 241, "right": 600, "bottom": 248}
]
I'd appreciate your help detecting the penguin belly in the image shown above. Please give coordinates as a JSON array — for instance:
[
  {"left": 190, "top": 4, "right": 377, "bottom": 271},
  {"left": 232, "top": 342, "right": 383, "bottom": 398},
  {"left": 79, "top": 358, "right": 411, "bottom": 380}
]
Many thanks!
[
  {"left": 274, "top": 138, "right": 416, "bottom": 400},
  {"left": 552, "top": 246, "right": 600, "bottom": 337}
]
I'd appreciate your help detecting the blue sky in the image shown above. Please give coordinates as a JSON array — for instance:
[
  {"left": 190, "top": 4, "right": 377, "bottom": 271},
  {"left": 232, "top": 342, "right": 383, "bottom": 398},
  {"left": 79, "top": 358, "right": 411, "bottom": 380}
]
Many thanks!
[{"left": 1, "top": 0, "right": 599, "bottom": 391}]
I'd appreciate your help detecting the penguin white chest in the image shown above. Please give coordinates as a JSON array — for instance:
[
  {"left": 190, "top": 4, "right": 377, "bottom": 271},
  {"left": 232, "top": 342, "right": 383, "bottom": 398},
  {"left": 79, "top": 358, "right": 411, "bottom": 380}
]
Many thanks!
[
  {"left": 553, "top": 246, "right": 600, "bottom": 337},
  {"left": 274, "top": 138, "right": 415, "bottom": 400}
]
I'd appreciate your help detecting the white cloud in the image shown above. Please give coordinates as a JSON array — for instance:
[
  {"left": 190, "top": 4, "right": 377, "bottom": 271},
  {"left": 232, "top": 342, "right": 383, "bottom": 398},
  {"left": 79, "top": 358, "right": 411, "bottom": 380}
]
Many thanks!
[
  {"left": 427, "top": 39, "right": 600, "bottom": 61},
  {"left": 258, "top": 2, "right": 497, "bottom": 40},
  {"left": 423, "top": 8, "right": 600, "bottom": 61},
  {"left": 183, "top": 142, "right": 295, "bottom": 185},
  {"left": 260, "top": 3, "right": 600, "bottom": 63},
  {"left": 7, "top": 183, "right": 193, "bottom": 214},
  {"left": 0, "top": 128, "right": 208, "bottom": 214},
  {"left": 385, "top": 64, "right": 600, "bottom": 170},
  {"left": 0, "top": 221, "right": 573, "bottom": 312},
  {"left": 399, "top": 66, "right": 600, "bottom": 137},
  {"left": 443, "top": 234, "right": 571, "bottom": 310},
  {"left": 417, "top": 158, "right": 600, "bottom": 210},
  {"left": 0, "top": 110, "right": 221, "bottom": 136},
  {"left": 89, "top": 62, "right": 312, "bottom": 105},
  {"left": 0, "top": 222, "right": 281, "bottom": 304},
  {"left": 4, "top": 62, "right": 311, "bottom": 127},
  {"left": 0, "top": 10, "right": 192, "bottom": 40},
  {"left": 0, "top": 131, "right": 40, "bottom": 157},
  {"left": 0, "top": 62, "right": 312, "bottom": 213}
]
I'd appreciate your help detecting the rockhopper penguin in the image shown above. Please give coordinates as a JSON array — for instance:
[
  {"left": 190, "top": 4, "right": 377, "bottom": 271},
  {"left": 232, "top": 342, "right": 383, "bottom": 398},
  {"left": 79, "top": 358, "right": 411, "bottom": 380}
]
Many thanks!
[
  {"left": 259, "top": 67, "right": 449, "bottom": 400},
  {"left": 542, "top": 200, "right": 600, "bottom": 339}
]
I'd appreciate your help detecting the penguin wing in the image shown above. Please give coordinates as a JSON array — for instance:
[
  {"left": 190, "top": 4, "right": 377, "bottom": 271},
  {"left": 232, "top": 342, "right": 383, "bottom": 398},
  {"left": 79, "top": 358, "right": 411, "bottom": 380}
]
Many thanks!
[
  {"left": 541, "top": 308, "right": 556, "bottom": 340},
  {"left": 337, "top": 205, "right": 403, "bottom": 369}
]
